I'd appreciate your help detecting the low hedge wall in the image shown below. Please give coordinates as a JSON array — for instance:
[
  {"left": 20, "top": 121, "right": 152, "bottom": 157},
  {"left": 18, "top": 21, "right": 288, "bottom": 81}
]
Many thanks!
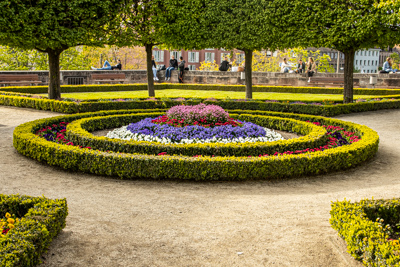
[
  {"left": 65, "top": 113, "right": 327, "bottom": 157},
  {"left": 0, "top": 194, "right": 68, "bottom": 266},
  {"left": 2, "top": 92, "right": 400, "bottom": 116},
  {"left": 2, "top": 83, "right": 400, "bottom": 95},
  {"left": 13, "top": 109, "right": 379, "bottom": 181},
  {"left": 330, "top": 198, "right": 400, "bottom": 266}
]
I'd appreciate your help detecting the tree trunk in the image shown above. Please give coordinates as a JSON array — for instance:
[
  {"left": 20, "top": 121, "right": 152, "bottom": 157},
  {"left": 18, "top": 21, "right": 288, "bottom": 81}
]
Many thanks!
[
  {"left": 343, "top": 49, "right": 355, "bottom": 104},
  {"left": 145, "top": 44, "right": 155, "bottom": 97},
  {"left": 244, "top": 49, "right": 253, "bottom": 99},
  {"left": 47, "top": 49, "right": 62, "bottom": 100}
]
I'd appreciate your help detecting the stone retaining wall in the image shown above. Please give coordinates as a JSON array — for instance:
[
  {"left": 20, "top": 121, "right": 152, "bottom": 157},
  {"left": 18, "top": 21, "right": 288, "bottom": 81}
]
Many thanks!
[{"left": 1, "top": 70, "right": 400, "bottom": 88}]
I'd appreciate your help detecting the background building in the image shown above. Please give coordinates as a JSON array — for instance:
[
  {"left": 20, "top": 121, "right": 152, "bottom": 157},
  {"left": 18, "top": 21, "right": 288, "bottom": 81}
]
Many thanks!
[
  {"left": 354, "top": 48, "right": 380, "bottom": 73},
  {"left": 152, "top": 48, "right": 244, "bottom": 70}
]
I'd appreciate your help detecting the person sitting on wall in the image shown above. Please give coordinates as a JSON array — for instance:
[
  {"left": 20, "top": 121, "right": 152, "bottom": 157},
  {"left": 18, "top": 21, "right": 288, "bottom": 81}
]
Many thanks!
[
  {"left": 280, "top": 58, "right": 292, "bottom": 73},
  {"left": 165, "top": 55, "right": 178, "bottom": 81},
  {"left": 178, "top": 56, "right": 186, "bottom": 83},
  {"left": 152, "top": 55, "right": 159, "bottom": 81},
  {"left": 91, "top": 59, "right": 122, "bottom": 70},
  {"left": 296, "top": 59, "right": 306, "bottom": 73},
  {"left": 219, "top": 57, "right": 231, "bottom": 71},
  {"left": 306, "top": 57, "right": 317, "bottom": 82},
  {"left": 383, "top": 57, "right": 398, "bottom": 73}
]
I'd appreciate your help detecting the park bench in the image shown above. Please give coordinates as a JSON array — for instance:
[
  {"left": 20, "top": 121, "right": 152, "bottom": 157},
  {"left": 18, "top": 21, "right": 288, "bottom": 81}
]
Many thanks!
[
  {"left": 91, "top": 73, "right": 126, "bottom": 84},
  {"left": 0, "top": 74, "right": 42, "bottom": 87},
  {"left": 308, "top": 77, "right": 359, "bottom": 87}
]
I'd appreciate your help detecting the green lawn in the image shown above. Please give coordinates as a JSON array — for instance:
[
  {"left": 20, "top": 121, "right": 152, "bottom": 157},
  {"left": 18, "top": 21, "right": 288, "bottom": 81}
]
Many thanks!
[{"left": 49, "top": 90, "right": 384, "bottom": 102}]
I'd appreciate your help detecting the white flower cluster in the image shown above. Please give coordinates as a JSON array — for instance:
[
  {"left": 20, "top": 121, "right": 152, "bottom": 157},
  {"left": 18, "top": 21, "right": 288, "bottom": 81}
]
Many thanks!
[{"left": 105, "top": 126, "right": 283, "bottom": 144}]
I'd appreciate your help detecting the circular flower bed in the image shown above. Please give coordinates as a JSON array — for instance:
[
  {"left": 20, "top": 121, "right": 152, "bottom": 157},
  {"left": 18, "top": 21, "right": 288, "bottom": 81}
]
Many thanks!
[{"left": 13, "top": 108, "right": 379, "bottom": 181}]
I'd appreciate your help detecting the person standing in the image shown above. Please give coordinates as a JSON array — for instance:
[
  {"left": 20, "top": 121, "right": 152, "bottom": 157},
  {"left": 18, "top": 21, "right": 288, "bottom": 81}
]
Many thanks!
[
  {"left": 296, "top": 59, "right": 306, "bottom": 73},
  {"left": 306, "top": 57, "right": 317, "bottom": 82},
  {"left": 178, "top": 56, "right": 185, "bottom": 83},
  {"left": 219, "top": 57, "right": 231, "bottom": 71},
  {"left": 165, "top": 55, "right": 178, "bottom": 81},
  {"left": 152, "top": 55, "right": 159, "bottom": 81},
  {"left": 383, "top": 57, "right": 398, "bottom": 73}
]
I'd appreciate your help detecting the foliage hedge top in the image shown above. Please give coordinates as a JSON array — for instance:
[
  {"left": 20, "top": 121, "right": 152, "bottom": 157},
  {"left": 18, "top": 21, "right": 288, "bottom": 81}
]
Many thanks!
[
  {"left": 0, "top": 194, "right": 68, "bottom": 267},
  {"left": 2, "top": 83, "right": 400, "bottom": 95},
  {"left": 330, "top": 198, "right": 400, "bottom": 266},
  {"left": 13, "top": 108, "right": 379, "bottom": 181}
]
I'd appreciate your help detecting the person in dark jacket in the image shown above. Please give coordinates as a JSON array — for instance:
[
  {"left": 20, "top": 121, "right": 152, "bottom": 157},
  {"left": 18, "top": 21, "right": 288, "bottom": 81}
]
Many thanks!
[
  {"left": 165, "top": 55, "right": 178, "bottom": 81},
  {"left": 219, "top": 57, "right": 231, "bottom": 71},
  {"left": 178, "top": 56, "right": 185, "bottom": 83},
  {"left": 91, "top": 59, "right": 122, "bottom": 70},
  {"left": 296, "top": 59, "right": 306, "bottom": 73}
]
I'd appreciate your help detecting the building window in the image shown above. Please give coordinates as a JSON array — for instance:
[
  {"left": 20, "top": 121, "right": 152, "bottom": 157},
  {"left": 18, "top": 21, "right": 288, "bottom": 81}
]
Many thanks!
[
  {"left": 205, "top": 48, "right": 214, "bottom": 50},
  {"left": 153, "top": 50, "right": 164, "bottom": 62},
  {"left": 236, "top": 54, "right": 245, "bottom": 64},
  {"left": 368, "top": 60, "right": 370, "bottom": 65},
  {"left": 188, "top": 65, "right": 196, "bottom": 70},
  {"left": 221, "top": 52, "right": 231, "bottom": 63},
  {"left": 369, "top": 51, "right": 371, "bottom": 56},
  {"left": 364, "top": 60, "right": 366, "bottom": 65},
  {"left": 355, "top": 60, "right": 358, "bottom": 65},
  {"left": 205, "top": 52, "right": 215, "bottom": 63},
  {"left": 188, "top": 52, "right": 199, "bottom": 63},
  {"left": 170, "top": 51, "right": 181, "bottom": 60},
  {"left": 376, "top": 60, "right": 378, "bottom": 66}
]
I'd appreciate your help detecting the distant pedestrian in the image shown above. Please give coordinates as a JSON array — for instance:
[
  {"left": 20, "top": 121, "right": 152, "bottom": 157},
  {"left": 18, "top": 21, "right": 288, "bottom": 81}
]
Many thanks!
[
  {"left": 383, "top": 57, "right": 398, "bottom": 73},
  {"left": 296, "top": 59, "right": 306, "bottom": 73},
  {"left": 219, "top": 57, "right": 231, "bottom": 71},
  {"left": 152, "top": 55, "right": 159, "bottom": 81},
  {"left": 306, "top": 57, "right": 317, "bottom": 82},
  {"left": 91, "top": 59, "right": 122, "bottom": 70},
  {"left": 280, "top": 58, "right": 292, "bottom": 73},
  {"left": 178, "top": 56, "right": 185, "bottom": 83},
  {"left": 165, "top": 55, "right": 178, "bottom": 81}
]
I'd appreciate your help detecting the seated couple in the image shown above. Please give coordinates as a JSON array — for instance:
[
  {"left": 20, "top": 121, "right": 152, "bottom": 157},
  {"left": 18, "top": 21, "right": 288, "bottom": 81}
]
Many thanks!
[{"left": 91, "top": 59, "right": 122, "bottom": 70}]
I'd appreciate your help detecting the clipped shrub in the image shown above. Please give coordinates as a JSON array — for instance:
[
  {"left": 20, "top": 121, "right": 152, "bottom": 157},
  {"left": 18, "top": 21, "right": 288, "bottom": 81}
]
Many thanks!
[
  {"left": 330, "top": 198, "right": 400, "bottom": 266},
  {"left": 0, "top": 194, "right": 68, "bottom": 266},
  {"left": 13, "top": 109, "right": 379, "bottom": 181},
  {"left": 65, "top": 113, "right": 328, "bottom": 157}
]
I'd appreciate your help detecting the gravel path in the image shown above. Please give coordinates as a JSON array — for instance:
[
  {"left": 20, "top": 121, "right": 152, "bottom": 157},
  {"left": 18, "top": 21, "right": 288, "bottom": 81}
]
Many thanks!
[{"left": 1, "top": 106, "right": 399, "bottom": 267}]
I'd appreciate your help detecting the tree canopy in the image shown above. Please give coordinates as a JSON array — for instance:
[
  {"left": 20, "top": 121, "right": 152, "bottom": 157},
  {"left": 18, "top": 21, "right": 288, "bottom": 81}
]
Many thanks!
[
  {"left": 159, "top": 0, "right": 287, "bottom": 98},
  {"left": 274, "top": 0, "right": 400, "bottom": 103},
  {"left": 0, "top": 0, "right": 123, "bottom": 99}
]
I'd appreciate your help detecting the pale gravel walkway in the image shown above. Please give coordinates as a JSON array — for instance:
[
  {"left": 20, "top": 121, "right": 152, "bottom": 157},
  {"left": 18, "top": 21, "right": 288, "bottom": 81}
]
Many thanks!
[{"left": 1, "top": 106, "right": 399, "bottom": 267}]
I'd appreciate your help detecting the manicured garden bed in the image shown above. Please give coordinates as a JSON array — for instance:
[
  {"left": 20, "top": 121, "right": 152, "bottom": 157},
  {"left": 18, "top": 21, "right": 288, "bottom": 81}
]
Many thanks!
[
  {"left": 331, "top": 198, "right": 400, "bottom": 266},
  {"left": 13, "top": 105, "right": 379, "bottom": 181},
  {"left": 0, "top": 194, "right": 68, "bottom": 266}
]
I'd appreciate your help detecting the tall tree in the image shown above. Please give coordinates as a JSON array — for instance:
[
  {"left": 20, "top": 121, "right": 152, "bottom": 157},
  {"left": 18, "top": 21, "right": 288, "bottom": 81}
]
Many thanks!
[
  {"left": 116, "top": 0, "right": 164, "bottom": 97},
  {"left": 275, "top": 0, "right": 400, "bottom": 103},
  {"left": 0, "top": 0, "right": 123, "bottom": 99},
  {"left": 159, "top": 0, "right": 285, "bottom": 99}
]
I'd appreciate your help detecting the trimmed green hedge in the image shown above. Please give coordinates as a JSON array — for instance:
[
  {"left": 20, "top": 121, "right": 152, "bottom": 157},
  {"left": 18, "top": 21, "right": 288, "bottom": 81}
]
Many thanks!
[
  {"left": 0, "top": 194, "right": 68, "bottom": 266},
  {"left": 2, "top": 83, "right": 400, "bottom": 95},
  {"left": 2, "top": 92, "right": 400, "bottom": 116},
  {"left": 13, "top": 109, "right": 379, "bottom": 181},
  {"left": 330, "top": 198, "right": 400, "bottom": 266},
  {"left": 65, "top": 113, "right": 327, "bottom": 157}
]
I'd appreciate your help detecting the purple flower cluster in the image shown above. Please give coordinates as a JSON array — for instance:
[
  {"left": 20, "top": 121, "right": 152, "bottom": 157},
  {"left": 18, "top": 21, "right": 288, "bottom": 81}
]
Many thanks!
[
  {"left": 127, "top": 118, "right": 266, "bottom": 142},
  {"left": 166, "top": 103, "right": 229, "bottom": 124}
]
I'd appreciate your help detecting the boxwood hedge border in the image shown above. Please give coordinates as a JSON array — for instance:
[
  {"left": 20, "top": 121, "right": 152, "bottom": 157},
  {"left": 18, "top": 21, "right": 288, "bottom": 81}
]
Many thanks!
[
  {"left": 0, "top": 194, "right": 68, "bottom": 266},
  {"left": 65, "top": 113, "right": 328, "bottom": 157},
  {"left": 330, "top": 198, "right": 400, "bottom": 266},
  {"left": 13, "top": 109, "right": 379, "bottom": 181},
  {"left": 2, "top": 83, "right": 400, "bottom": 95},
  {"left": 2, "top": 93, "right": 400, "bottom": 116}
]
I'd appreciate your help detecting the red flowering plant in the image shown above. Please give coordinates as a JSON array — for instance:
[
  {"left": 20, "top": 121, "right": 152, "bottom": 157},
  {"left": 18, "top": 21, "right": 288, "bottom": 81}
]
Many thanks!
[{"left": 152, "top": 103, "right": 242, "bottom": 128}]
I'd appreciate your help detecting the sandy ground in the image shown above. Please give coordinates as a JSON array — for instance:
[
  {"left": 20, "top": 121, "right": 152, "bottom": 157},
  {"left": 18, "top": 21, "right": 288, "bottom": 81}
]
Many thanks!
[{"left": 1, "top": 106, "right": 400, "bottom": 267}]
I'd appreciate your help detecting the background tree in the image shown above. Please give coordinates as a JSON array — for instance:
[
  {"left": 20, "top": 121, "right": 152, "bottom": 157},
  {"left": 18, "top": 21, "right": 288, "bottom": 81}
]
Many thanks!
[
  {"left": 275, "top": 0, "right": 400, "bottom": 103},
  {"left": 0, "top": 0, "right": 123, "bottom": 99},
  {"left": 159, "top": 0, "right": 286, "bottom": 99},
  {"left": 117, "top": 0, "right": 164, "bottom": 97}
]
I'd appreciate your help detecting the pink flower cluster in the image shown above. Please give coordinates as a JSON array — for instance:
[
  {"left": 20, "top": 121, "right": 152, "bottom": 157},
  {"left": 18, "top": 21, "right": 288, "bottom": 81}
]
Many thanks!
[{"left": 166, "top": 103, "right": 230, "bottom": 124}]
